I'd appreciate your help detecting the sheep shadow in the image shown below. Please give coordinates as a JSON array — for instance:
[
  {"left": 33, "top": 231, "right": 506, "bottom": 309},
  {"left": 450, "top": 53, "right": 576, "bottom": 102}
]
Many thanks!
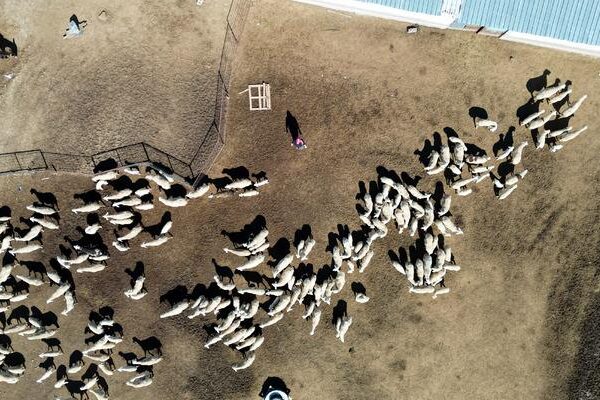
[
  {"left": 0, "top": 206, "right": 11, "bottom": 220},
  {"left": 268, "top": 238, "right": 290, "bottom": 261},
  {"left": 125, "top": 261, "right": 145, "bottom": 280},
  {"left": 93, "top": 158, "right": 118, "bottom": 173},
  {"left": 74, "top": 190, "right": 102, "bottom": 204},
  {"left": 30, "top": 189, "right": 59, "bottom": 210},
  {"left": 133, "top": 336, "right": 163, "bottom": 357},
  {"left": 160, "top": 285, "right": 189, "bottom": 306},
  {"left": 293, "top": 224, "right": 312, "bottom": 248},
  {"left": 351, "top": 282, "right": 367, "bottom": 296},
  {"left": 331, "top": 300, "right": 348, "bottom": 324},
  {"left": 3, "top": 352, "right": 26, "bottom": 368},
  {"left": 526, "top": 69, "right": 551, "bottom": 95},
  {"left": 468, "top": 106, "right": 488, "bottom": 127},
  {"left": 221, "top": 215, "right": 267, "bottom": 246},
  {"left": 223, "top": 166, "right": 250, "bottom": 181},
  {"left": 516, "top": 99, "right": 540, "bottom": 124},
  {"left": 493, "top": 127, "right": 515, "bottom": 156}
]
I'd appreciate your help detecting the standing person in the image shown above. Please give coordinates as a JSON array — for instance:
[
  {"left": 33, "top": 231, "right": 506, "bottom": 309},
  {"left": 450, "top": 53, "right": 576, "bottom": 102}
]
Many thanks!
[{"left": 285, "top": 111, "right": 307, "bottom": 150}]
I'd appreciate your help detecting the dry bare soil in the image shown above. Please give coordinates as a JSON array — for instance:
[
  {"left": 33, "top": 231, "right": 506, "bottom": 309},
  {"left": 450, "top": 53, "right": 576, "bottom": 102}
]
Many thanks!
[{"left": 1, "top": 0, "right": 600, "bottom": 399}]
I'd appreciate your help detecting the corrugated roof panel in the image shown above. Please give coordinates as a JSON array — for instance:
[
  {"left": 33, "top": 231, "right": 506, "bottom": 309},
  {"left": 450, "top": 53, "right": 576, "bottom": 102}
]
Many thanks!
[
  {"left": 357, "top": 0, "right": 442, "bottom": 15},
  {"left": 457, "top": 0, "right": 600, "bottom": 45}
]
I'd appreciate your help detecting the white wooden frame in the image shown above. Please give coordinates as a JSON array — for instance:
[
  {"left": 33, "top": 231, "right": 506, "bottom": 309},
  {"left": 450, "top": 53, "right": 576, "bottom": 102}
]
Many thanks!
[{"left": 240, "top": 83, "right": 271, "bottom": 111}]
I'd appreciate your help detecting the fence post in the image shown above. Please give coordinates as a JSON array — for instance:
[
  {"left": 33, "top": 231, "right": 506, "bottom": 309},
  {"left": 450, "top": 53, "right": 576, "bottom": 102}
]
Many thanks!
[
  {"left": 39, "top": 151, "right": 49, "bottom": 170},
  {"left": 14, "top": 154, "right": 21, "bottom": 170},
  {"left": 142, "top": 143, "right": 150, "bottom": 163}
]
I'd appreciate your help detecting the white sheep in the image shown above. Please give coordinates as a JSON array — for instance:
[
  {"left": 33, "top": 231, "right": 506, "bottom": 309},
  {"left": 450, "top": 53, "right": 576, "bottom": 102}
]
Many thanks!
[
  {"left": 511, "top": 141, "right": 528, "bottom": 165},
  {"left": 26, "top": 205, "right": 57, "bottom": 216},
  {"left": 140, "top": 235, "right": 171, "bottom": 248},
  {"left": 497, "top": 184, "right": 518, "bottom": 200},
  {"left": 9, "top": 243, "right": 43, "bottom": 255},
  {"left": 117, "top": 225, "right": 143, "bottom": 242},
  {"left": 236, "top": 253, "right": 265, "bottom": 271},
  {"left": 225, "top": 178, "right": 253, "bottom": 190},
  {"left": 124, "top": 166, "right": 141, "bottom": 175},
  {"left": 464, "top": 155, "right": 490, "bottom": 165},
  {"left": 451, "top": 176, "right": 476, "bottom": 190},
  {"left": 232, "top": 352, "right": 256, "bottom": 372},
  {"left": 560, "top": 94, "right": 587, "bottom": 118},
  {"left": 113, "top": 197, "right": 142, "bottom": 207},
  {"left": 272, "top": 253, "right": 294, "bottom": 277},
  {"left": 103, "top": 189, "right": 133, "bottom": 201},
  {"left": 95, "top": 180, "right": 108, "bottom": 191},
  {"left": 134, "top": 187, "right": 151, "bottom": 197},
  {"left": 496, "top": 146, "right": 514, "bottom": 161},
  {"left": 335, "top": 315, "right": 352, "bottom": 343},
  {"left": 36, "top": 363, "right": 55, "bottom": 383},
  {"left": 549, "top": 143, "right": 564, "bottom": 152},
  {"left": 15, "top": 224, "right": 43, "bottom": 242},
  {"left": 160, "top": 300, "right": 190, "bottom": 318},
  {"left": 407, "top": 185, "right": 430, "bottom": 200},
  {"left": 213, "top": 274, "right": 235, "bottom": 291},
  {"left": 29, "top": 216, "right": 59, "bottom": 230},
  {"left": 273, "top": 266, "right": 295, "bottom": 288},
  {"left": 309, "top": 307, "right": 322, "bottom": 335},
  {"left": 92, "top": 171, "right": 118, "bottom": 182},
  {"left": 112, "top": 240, "right": 129, "bottom": 252},
  {"left": 559, "top": 125, "right": 588, "bottom": 142},
  {"left": 355, "top": 293, "right": 370, "bottom": 303},
  {"left": 72, "top": 202, "right": 103, "bottom": 214},
  {"left": 62, "top": 290, "right": 76, "bottom": 315},
  {"left": 268, "top": 294, "right": 292, "bottom": 316},
  {"left": 520, "top": 110, "right": 545, "bottom": 126},
  {"left": 547, "top": 127, "right": 572, "bottom": 138},
  {"left": 409, "top": 286, "right": 435, "bottom": 294},
  {"left": 259, "top": 312, "right": 284, "bottom": 328},
  {"left": 527, "top": 110, "right": 557, "bottom": 130},
  {"left": 534, "top": 83, "right": 566, "bottom": 101},
  {"left": 535, "top": 129, "right": 550, "bottom": 149},
  {"left": 224, "top": 247, "right": 252, "bottom": 257},
  {"left": 15, "top": 274, "right": 44, "bottom": 286},
  {"left": 247, "top": 229, "right": 269, "bottom": 250},
  {"left": 146, "top": 173, "right": 171, "bottom": 190},
  {"left": 186, "top": 184, "right": 210, "bottom": 199},
  {"left": 158, "top": 196, "right": 188, "bottom": 208},
  {"left": 126, "top": 371, "right": 153, "bottom": 388},
  {"left": 47, "top": 283, "right": 71, "bottom": 303},
  {"left": 475, "top": 119, "right": 498, "bottom": 132},
  {"left": 424, "top": 151, "right": 439, "bottom": 171},
  {"left": 84, "top": 223, "right": 102, "bottom": 235},
  {"left": 548, "top": 88, "right": 572, "bottom": 104},
  {"left": 358, "top": 250, "right": 374, "bottom": 273}
]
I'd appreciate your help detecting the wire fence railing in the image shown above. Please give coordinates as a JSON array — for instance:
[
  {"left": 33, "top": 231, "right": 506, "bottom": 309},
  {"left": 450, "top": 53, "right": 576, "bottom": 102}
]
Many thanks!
[{"left": 0, "top": 0, "right": 251, "bottom": 187}]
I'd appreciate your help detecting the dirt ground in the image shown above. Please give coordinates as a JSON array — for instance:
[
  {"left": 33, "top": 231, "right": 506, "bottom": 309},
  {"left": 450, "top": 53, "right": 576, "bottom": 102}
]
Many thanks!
[
  {"left": 1, "top": 0, "right": 600, "bottom": 399},
  {"left": 0, "top": 0, "right": 231, "bottom": 160}
]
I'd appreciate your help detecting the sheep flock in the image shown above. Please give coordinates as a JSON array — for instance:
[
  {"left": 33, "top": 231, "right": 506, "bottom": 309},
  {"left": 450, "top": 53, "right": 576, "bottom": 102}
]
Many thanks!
[{"left": 0, "top": 73, "right": 590, "bottom": 398}]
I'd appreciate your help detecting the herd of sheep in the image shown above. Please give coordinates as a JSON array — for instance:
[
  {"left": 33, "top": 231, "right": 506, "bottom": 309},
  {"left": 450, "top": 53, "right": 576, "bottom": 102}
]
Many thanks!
[
  {"left": 0, "top": 164, "right": 268, "bottom": 397},
  {"left": 0, "top": 71, "right": 591, "bottom": 397},
  {"left": 420, "top": 80, "right": 587, "bottom": 202},
  {"left": 159, "top": 220, "right": 360, "bottom": 370}
]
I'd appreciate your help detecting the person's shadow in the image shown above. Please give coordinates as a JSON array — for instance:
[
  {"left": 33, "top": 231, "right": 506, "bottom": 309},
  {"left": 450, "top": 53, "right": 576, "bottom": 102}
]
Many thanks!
[{"left": 285, "top": 111, "right": 302, "bottom": 142}]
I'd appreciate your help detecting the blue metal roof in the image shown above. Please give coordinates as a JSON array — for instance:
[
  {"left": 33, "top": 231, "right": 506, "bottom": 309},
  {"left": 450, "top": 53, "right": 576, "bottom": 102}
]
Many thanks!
[
  {"left": 357, "top": 0, "right": 442, "bottom": 15},
  {"left": 457, "top": 0, "right": 600, "bottom": 45}
]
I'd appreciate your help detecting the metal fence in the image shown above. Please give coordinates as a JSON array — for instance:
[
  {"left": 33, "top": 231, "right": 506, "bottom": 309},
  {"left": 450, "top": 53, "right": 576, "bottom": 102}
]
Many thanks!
[
  {"left": 0, "top": 0, "right": 252, "bottom": 186},
  {"left": 190, "top": 0, "right": 252, "bottom": 186}
]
